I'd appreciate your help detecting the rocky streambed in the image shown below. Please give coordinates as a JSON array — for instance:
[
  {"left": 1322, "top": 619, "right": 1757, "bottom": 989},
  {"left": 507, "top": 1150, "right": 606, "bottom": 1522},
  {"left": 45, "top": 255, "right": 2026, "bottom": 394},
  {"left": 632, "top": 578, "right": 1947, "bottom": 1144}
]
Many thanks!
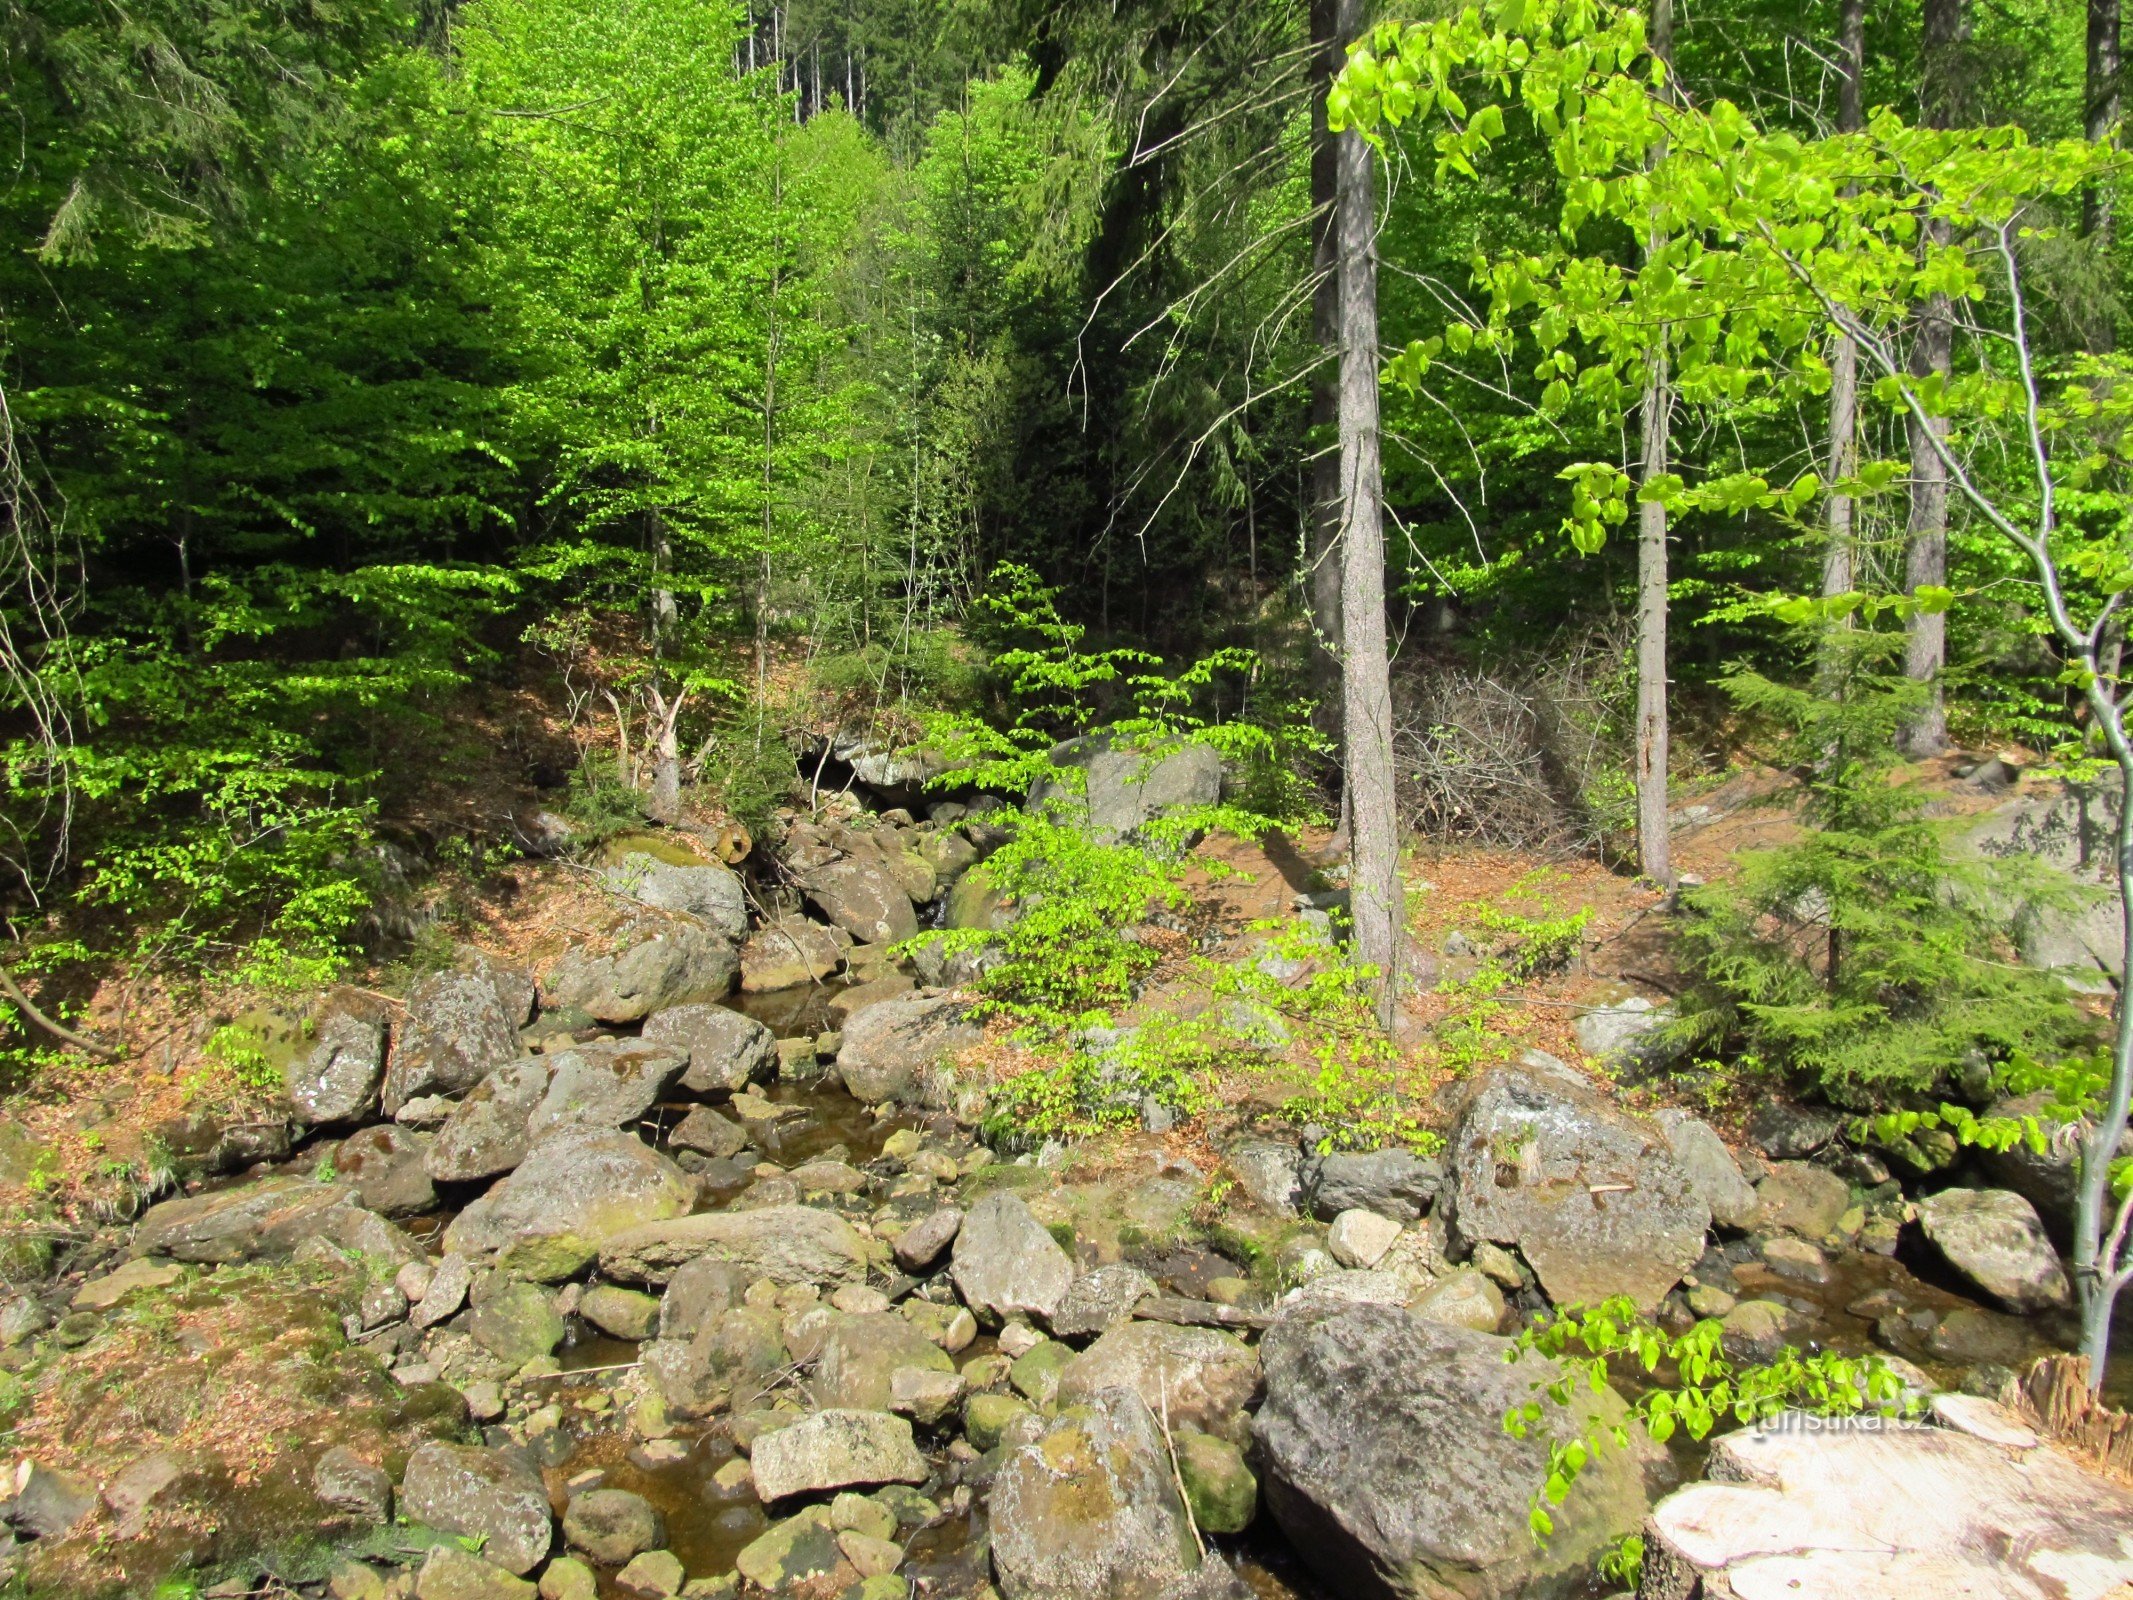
[{"left": 2, "top": 786, "right": 2133, "bottom": 1598}]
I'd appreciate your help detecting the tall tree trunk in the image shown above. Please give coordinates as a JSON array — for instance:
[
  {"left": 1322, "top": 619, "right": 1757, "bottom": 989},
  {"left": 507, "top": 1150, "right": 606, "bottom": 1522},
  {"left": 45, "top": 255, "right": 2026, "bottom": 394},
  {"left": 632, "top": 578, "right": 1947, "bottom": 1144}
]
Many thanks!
[
  {"left": 2089, "top": 0, "right": 2122, "bottom": 248},
  {"left": 1334, "top": 26, "right": 1403, "bottom": 1028},
  {"left": 1307, "top": 0, "right": 1347, "bottom": 767},
  {"left": 1900, "top": 0, "right": 1964, "bottom": 758},
  {"left": 1820, "top": 0, "right": 1865, "bottom": 620},
  {"left": 1635, "top": 0, "right": 1676, "bottom": 887}
]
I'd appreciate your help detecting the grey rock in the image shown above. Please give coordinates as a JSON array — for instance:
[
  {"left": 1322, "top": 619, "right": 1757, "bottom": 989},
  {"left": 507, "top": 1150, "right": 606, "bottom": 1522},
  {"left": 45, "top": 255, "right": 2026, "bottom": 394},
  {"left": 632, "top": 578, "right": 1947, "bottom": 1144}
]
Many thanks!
[
  {"left": 668, "top": 1104, "right": 749, "bottom": 1160},
  {"left": 657, "top": 1256, "right": 749, "bottom": 1340},
  {"left": 1058, "top": 1322, "right": 1260, "bottom": 1440},
  {"left": 414, "top": 1253, "right": 474, "bottom": 1328},
  {"left": 426, "top": 1059, "right": 548, "bottom": 1183},
  {"left": 1572, "top": 996, "right": 1681, "bottom": 1078},
  {"left": 468, "top": 1279, "right": 565, "bottom": 1367},
  {"left": 1754, "top": 1162, "right": 1852, "bottom": 1239},
  {"left": 1254, "top": 1302, "right": 1650, "bottom": 1600},
  {"left": 399, "top": 1443, "right": 554, "bottom": 1576},
  {"left": 599, "top": 1204, "right": 871, "bottom": 1287},
  {"left": 415, "top": 1546, "right": 538, "bottom": 1600},
  {"left": 384, "top": 971, "right": 523, "bottom": 1115},
  {"left": 1306, "top": 1149, "right": 1442, "bottom": 1223},
  {"left": 443, "top": 1128, "right": 695, "bottom": 1281},
  {"left": 812, "top": 1312, "right": 955, "bottom": 1412},
  {"left": 524, "top": 1038, "right": 684, "bottom": 1144},
  {"left": 1410, "top": 1267, "right": 1506, "bottom": 1332},
  {"left": 563, "top": 1488, "right": 664, "bottom": 1566},
  {"left": 1747, "top": 1103, "right": 1844, "bottom": 1161},
  {"left": 132, "top": 1176, "right": 359, "bottom": 1265},
  {"left": 1963, "top": 780, "right": 2126, "bottom": 986},
  {"left": 603, "top": 855, "right": 748, "bottom": 941},
  {"left": 335, "top": 1124, "right": 437, "bottom": 1216},
  {"left": 579, "top": 1285, "right": 662, "bottom": 1342},
  {"left": 1226, "top": 1143, "right": 1303, "bottom": 1217},
  {"left": 1028, "top": 736, "right": 1224, "bottom": 848},
  {"left": 545, "top": 918, "right": 738, "bottom": 1024},
  {"left": 952, "top": 1192, "right": 1075, "bottom": 1325},
  {"left": 739, "top": 919, "right": 846, "bottom": 992},
  {"left": 1050, "top": 1264, "right": 1157, "bottom": 1338},
  {"left": 749, "top": 1409, "right": 929, "bottom": 1502},
  {"left": 990, "top": 1387, "right": 1217, "bottom": 1600},
  {"left": 11, "top": 1460, "right": 95, "bottom": 1539},
  {"left": 802, "top": 855, "right": 919, "bottom": 946},
  {"left": 1445, "top": 1058, "right": 1709, "bottom": 1313},
  {"left": 891, "top": 1207, "right": 963, "bottom": 1273},
  {"left": 456, "top": 945, "right": 539, "bottom": 1028},
  {"left": 287, "top": 989, "right": 390, "bottom": 1125},
  {"left": 1915, "top": 1187, "right": 2071, "bottom": 1313},
  {"left": 640, "top": 1004, "right": 775, "bottom": 1094},
  {"left": 314, "top": 1445, "right": 392, "bottom": 1524},
  {"left": 1656, "top": 1109, "right": 1761, "bottom": 1232},
  {"left": 838, "top": 996, "right": 983, "bottom": 1105}
]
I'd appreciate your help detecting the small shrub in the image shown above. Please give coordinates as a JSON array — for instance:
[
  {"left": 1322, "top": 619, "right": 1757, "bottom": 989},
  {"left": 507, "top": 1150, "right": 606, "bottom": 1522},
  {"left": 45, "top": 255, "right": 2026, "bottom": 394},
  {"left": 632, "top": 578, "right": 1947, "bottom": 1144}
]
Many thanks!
[{"left": 1674, "top": 641, "right": 2090, "bottom": 1105}]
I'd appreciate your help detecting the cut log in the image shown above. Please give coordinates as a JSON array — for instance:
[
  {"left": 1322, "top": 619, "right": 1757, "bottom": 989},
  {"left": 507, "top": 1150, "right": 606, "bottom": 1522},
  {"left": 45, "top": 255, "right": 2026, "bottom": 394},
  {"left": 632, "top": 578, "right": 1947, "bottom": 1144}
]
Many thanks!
[{"left": 1640, "top": 1411, "right": 2133, "bottom": 1600}]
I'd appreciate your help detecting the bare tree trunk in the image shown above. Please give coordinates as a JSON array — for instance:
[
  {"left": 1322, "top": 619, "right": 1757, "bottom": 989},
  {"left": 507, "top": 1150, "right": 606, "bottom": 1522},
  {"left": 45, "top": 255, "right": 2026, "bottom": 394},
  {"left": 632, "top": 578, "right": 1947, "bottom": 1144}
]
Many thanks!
[
  {"left": 2088, "top": 0, "right": 2122, "bottom": 250},
  {"left": 1901, "top": 0, "right": 1964, "bottom": 757},
  {"left": 1635, "top": 351, "right": 1673, "bottom": 886},
  {"left": 1307, "top": 0, "right": 1347, "bottom": 760},
  {"left": 1821, "top": 0, "right": 1865, "bottom": 619},
  {"left": 1334, "top": 46, "right": 1403, "bottom": 1028},
  {"left": 1635, "top": 0, "right": 1676, "bottom": 886}
]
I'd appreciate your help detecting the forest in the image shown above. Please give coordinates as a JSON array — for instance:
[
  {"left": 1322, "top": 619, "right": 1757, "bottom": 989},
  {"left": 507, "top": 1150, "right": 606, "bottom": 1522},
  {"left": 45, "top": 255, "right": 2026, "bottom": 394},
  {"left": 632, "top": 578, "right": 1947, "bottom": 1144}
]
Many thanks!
[{"left": 2, "top": 0, "right": 2133, "bottom": 1597}]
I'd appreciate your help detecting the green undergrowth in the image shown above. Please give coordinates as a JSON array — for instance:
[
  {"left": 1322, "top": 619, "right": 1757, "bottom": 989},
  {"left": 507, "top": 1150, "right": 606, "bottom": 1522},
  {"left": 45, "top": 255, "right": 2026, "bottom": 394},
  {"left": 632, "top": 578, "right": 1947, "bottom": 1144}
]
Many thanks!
[{"left": 1507, "top": 1295, "right": 1918, "bottom": 1569}]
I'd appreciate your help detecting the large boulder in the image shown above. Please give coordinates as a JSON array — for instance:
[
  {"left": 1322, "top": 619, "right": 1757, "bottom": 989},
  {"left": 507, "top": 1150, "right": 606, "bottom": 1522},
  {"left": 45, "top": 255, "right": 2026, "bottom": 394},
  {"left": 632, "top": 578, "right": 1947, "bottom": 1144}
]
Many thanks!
[
  {"left": 287, "top": 989, "right": 390, "bottom": 1125},
  {"left": 1029, "top": 736, "right": 1223, "bottom": 847},
  {"left": 1571, "top": 996, "right": 1680, "bottom": 1078},
  {"left": 545, "top": 917, "right": 738, "bottom": 1024},
  {"left": 837, "top": 995, "right": 983, "bottom": 1105},
  {"left": 1914, "top": 1187, "right": 2071, "bottom": 1312},
  {"left": 990, "top": 1387, "right": 1219, "bottom": 1600},
  {"left": 740, "top": 919, "right": 846, "bottom": 992},
  {"left": 1963, "top": 779, "right": 2124, "bottom": 987},
  {"left": 802, "top": 855, "right": 919, "bottom": 946},
  {"left": 1303, "top": 1149, "right": 1442, "bottom": 1223},
  {"left": 524, "top": 1039, "right": 684, "bottom": 1143},
  {"left": 442, "top": 1128, "right": 694, "bottom": 1281},
  {"left": 1754, "top": 1161, "right": 1851, "bottom": 1239},
  {"left": 952, "top": 1192, "right": 1075, "bottom": 1325},
  {"left": 1253, "top": 1301, "right": 1651, "bottom": 1600},
  {"left": 1058, "top": 1323, "right": 1260, "bottom": 1440},
  {"left": 1642, "top": 1413, "right": 2133, "bottom": 1600},
  {"left": 335, "top": 1123, "right": 438, "bottom": 1216},
  {"left": 1654, "top": 1110, "right": 1760, "bottom": 1232},
  {"left": 133, "top": 1177, "right": 361, "bottom": 1265},
  {"left": 641, "top": 1003, "right": 776, "bottom": 1093},
  {"left": 399, "top": 1443, "right": 553, "bottom": 1576},
  {"left": 1444, "top": 1057, "right": 1708, "bottom": 1313},
  {"left": 425, "top": 1059, "right": 548, "bottom": 1183},
  {"left": 384, "top": 971, "right": 523, "bottom": 1114},
  {"left": 603, "top": 853, "right": 748, "bottom": 941},
  {"left": 749, "top": 1409, "right": 928, "bottom": 1503},
  {"left": 598, "top": 1204, "right": 870, "bottom": 1287}
]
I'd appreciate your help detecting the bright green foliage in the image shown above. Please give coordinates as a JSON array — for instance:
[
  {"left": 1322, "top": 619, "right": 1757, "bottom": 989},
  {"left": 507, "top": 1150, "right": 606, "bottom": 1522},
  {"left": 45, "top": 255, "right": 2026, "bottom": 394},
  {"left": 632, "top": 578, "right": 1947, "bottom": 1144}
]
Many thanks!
[
  {"left": 926, "top": 814, "right": 1193, "bottom": 1038},
  {"left": 1505, "top": 1295, "right": 1916, "bottom": 1546},
  {"left": 1855, "top": 1049, "right": 2133, "bottom": 1202},
  {"left": 1675, "top": 639, "right": 2088, "bottom": 1101}
]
